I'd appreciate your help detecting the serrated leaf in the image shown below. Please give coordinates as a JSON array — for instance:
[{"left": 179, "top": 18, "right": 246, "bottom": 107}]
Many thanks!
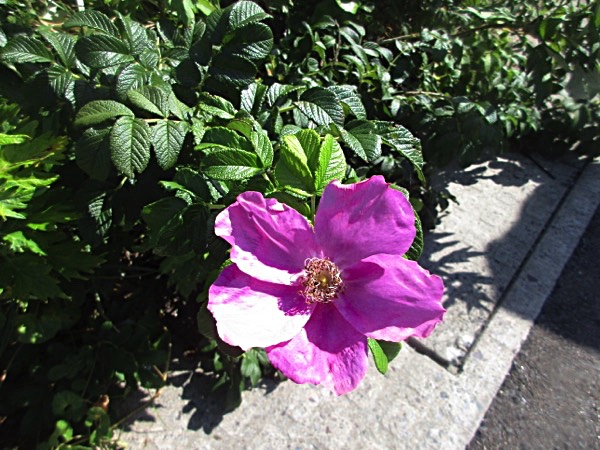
[
  {"left": 296, "top": 87, "right": 345, "bottom": 127},
  {"left": 275, "top": 134, "right": 314, "bottom": 195},
  {"left": 240, "top": 82, "right": 266, "bottom": 114},
  {"left": 75, "top": 127, "right": 112, "bottom": 180},
  {"left": 265, "top": 83, "right": 301, "bottom": 107},
  {"left": 368, "top": 338, "right": 389, "bottom": 375},
  {"left": 198, "top": 93, "right": 236, "bottom": 119},
  {"left": 44, "top": 65, "right": 75, "bottom": 101},
  {"left": 314, "top": 134, "right": 346, "bottom": 192},
  {"left": 110, "top": 116, "right": 151, "bottom": 177},
  {"left": 405, "top": 211, "right": 424, "bottom": 261},
  {"left": 74, "top": 100, "right": 134, "bottom": 128},
  {"left": 88, "top": 191, "right": 112, "bottom": 237},
  {"left": 225, "top": 22, "right": 273, "bottom": 62},
  {"left": 228, "top": 1, "right": 271, "bottom": 30},
  {"left": 115, "top": 63, "right": 148, "bottom": 99},
  {"left": 127, "top": 86, "right": 170, "bottom": 117},
  {"left": 0, "top": 35, "right": 55, "bottom": 63},
  {"left": 374, "top": 121, "right": 424, "bottom": 181},
  {"left": 208, "top": 53, "right": 257, "bottom": 88},
  {"left": 115, "top": 12, "right": 153, "bottom": 55},
  {"left": 63, "top": 10, "right": 119, "bottom": 36},
  {"left": 328, "top": 85, "right": 367, "bottom": 119},
  {"left": 152, "top": 120, "right": 187, "bottom": 170},
  {"left": 2, "top": 231, "right": 46, "bottom": 255},
  {"left": 40, "top": 31, "right": 77, "bottom": 67},
  {"left": 201, "top": 147, "right": 262, "bottom": 180},
  {"left": 199, "top": 127, "right": 243, "bottom": 149},
  {"left": 341, "top": 120, "right": 382, "bottom": 162},
  {"left": 76, "top": 34, "right": 134, "bottom": 69},
  {"left": 250, "top": 131, "right": 273, "bottom": 168}
]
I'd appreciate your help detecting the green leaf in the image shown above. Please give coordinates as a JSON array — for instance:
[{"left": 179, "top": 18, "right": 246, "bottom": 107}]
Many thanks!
[
  {"left": 198, "top": 93, "right": 237, "bottom": 119},
  {"left": 0, "top": 133, "right": 30, "bottom": 145},
  {"left": 74, "top": 100, "right": 134, "bottom": 128},
  {"left": 368, "top": 337, "right": 389, "bottom": 375},
  {"left": 127, "top": 86, "right": 170, "bottom": 117},
  {"left": 241, "top": 349, "right": 262, "bottom": 387},
  {"left": 115, "top": 63, "right": 149, "bottom": 100},
  {"left": 208, "top": 53, "right": 257, "bottom": 88},
  {"left": 312, "top": 134, "right": 346, "bottom": 193},
  {"left": 142, "top": 196, "right": 188, "bottom": 246},
  {"left": 109, "top": 116, "right": 151, "bottom": 177},
  {"left": 228, "top": 1, "right": 271, "bottom": 30},
  {"left": 296, "top": 87, "right": 345, "bottom": 127},
  {"left": 201, "top": 146, "right": 262, "bottom": 180},
  {"left": 152, "top": 120, "right": 187, "bottom": 170},
  {"left": 378, "top": 340, "right": 402, "bottom": 363},
  {"left": 274, "top": 134, "right": 314, "bottom": 195},
  {"left": 76, "top": 34, "right": 134, "bottom": 69},
  {"left": 115, "top": 12, "right": 154, "bottom": 56},
  {"left": 340, "top": 120, "right": 382, "bottom": 162},
  {"left": 405, "top": 211, "right": 424, "bottom": 261},
  {"left": 328, "top": 85, "right": 367, "bottom": 119},
  {"left": 2, "top": 231, "right": 46, "bottom": 255},
  {"left": 374, "top": 122, "right": 424, "bottom": 181},
  {"left": 6, "top": 254, "right": 62, "bottom": 300},
  {"left": 0, "top": 35, "right": 55, "bottom": 64},
  {"left": 225, "top": 22, "right": 273, "bottom": 62},
  {"left": 40, "top": 31, "right": 77, "bottom": 67},
  {"left": 75, "top": 127, "right": 112, "bottom": 180},
  {"left": 63, "top": 10, "right": 119, "bottom": 36},
  {"left": 250, "top": 130, "right": 273, "bottom": 168},
  {"left": 52, "top": 391, "right": 85, "bottom": 421}
]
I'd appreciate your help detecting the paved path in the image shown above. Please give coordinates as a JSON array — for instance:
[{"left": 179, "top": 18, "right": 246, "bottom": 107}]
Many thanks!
[{"left": 116, "top": 153, "right": 600, "bottom": 450}]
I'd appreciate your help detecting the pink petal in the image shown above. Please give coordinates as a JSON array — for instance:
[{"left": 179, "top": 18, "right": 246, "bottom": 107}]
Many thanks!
[
  {"left": 208, "top": 264, "right": 314, "bottom": 351},
  {"left": 215, "top": 192, "right": 320, "bottom": 284},
  {"left": 336, "top": 254, "right": 445, "bottom": 341},
  {"left": 314, "top": 176, "right": 416, "bottom": 268},
  {"left": 266, "top": 303, "right": 368, "bottom": 395}
]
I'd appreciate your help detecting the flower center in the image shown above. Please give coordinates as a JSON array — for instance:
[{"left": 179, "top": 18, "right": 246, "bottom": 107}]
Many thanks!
[{"left": 300, "top": 257, "right": 344, "bottom": 304}]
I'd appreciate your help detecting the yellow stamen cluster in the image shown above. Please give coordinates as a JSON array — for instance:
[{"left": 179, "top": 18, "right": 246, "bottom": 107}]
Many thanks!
[{"left": 300, "top": 257, "right": 344, "bottom": 304}]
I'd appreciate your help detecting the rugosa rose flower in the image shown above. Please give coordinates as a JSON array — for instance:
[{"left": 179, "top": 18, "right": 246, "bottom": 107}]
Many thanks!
[{"left": 208, "top": 176, "right": 445, "bottom": 395}]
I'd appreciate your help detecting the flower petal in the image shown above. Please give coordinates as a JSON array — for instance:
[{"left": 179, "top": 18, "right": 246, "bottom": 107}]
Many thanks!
[
  {"left": 336, "top": 254, "right": 445, "bottom": 341},
  {"left": 215, "top": 191, "right": 320, "bottom": 284},
  {"left": 314, "top": 176, "right": 416, "bottom": 268},
  {"left": 208, "top": 264, "right": 313, "bottom": 351},
  {"left": 266, "top": 303, "right": 368, "bottom": 395}
]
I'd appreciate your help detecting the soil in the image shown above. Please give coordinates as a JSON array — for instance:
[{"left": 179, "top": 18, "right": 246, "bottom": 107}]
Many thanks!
[{"left": 468, "top": 205, "right": 600, "bottom": 449}]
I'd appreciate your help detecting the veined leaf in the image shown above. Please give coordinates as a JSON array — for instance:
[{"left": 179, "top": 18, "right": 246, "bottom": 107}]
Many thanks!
[
  {"left": 127, "top": 86, "right": 170, "bottom": 117},
  {"left": 76, "top": 34, "right": 134, "bottom": 69},
  {"left": 115, "top": 12, "right": 153, "bottom": 56},
  {"left": 296, "top": 87, "right": 345, "bottom": 127},
  {"left": 74, "top": 100, "right": 134, "bottom": 128},
  {"left": 228, "top": 1, "right": 271, "bottom": 31},
  {"left": 265, "top": 83, "right": 301, "bottom": 107},
  {"left": 275, "top": 134, "right": 314, "bottom": 195},
  {"left": 201, "top": 146, "right": 262, "bottom": 180},
  {"left": 250, "top": 131, "right": 273, "bottom": 168},
  {"left": 328, "top": 85, "right": 367, "bottom": 120},
  {"left": 40, "top": 32, "right": 77, "bottom": 68},
  {"left": 109, "top": 116, "right": 151, "bottom": 177},
  {"left": 75, "top": 127, "right": 112, "bottom": 180},
  {"left": 314, "top": 134, "right": 346, "bottom": 193},
  {"left": 63, "top": 10, "right": 119, "bottom": 36},
  {"left": 3, "top": 231, "right": 46, "bottom": 255},
  {"left": 115, "top": 63, "right": 149, "bottom": 99},
  {"left": 198, "top": 93, "right": 237, "bottom": 119},
  {"left": 0, "top": 35, "right": 55, "bottom": 64},
  {"left": 225, "top": 22, "right": 273, "bottom": 62},
  {"left": 208, "top": 53, "right": 257, "bottom": 88},
  {"left": 374, "top": 121, "right": 424, "bottom": 181},
  {"left": 341, "top": 120, "right": 382, "bottom": 162},
  {"left": 152, "top": 120, "right": 187, "bottom": 170}
]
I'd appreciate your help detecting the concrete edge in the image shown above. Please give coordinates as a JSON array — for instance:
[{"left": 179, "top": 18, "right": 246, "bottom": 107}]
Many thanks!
[{"left": 456, "top": 158, "right": 600, "bottom": 447}]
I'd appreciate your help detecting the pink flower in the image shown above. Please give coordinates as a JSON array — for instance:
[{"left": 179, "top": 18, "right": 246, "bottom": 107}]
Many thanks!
[{"left": 208, "top": 176, "right": 445, "bottom": 395}]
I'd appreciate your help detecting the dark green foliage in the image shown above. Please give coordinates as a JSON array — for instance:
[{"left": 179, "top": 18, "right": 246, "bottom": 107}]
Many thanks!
[{"left": 0, "top": 0, "right": 595, "bottom": 447}]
